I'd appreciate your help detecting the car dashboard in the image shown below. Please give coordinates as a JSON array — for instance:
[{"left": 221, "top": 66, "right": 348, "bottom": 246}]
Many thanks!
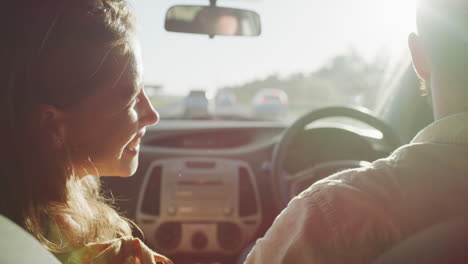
[{"left": 102, "top": 119, "right": 394, "bottom": 264}]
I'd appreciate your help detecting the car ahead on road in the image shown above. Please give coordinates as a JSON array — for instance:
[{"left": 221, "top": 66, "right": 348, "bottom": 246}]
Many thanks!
[
  {"left": 183, "top": 90, "right": 210, "bottom": 118},
  {"left": 216, "top": 92, "right": 236, "bottom": 108},
  {"left": 252, "top": 89, "right": 288, "bottom": 120}
]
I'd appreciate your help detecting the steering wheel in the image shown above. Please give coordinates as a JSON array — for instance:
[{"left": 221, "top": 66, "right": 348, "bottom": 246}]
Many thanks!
[{"left": 271, "top": 106, "right": 402, "bottom": 211}]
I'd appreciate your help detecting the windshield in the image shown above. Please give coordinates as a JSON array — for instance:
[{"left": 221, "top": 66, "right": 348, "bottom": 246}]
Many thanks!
[{"left": 129, "top": 0, "right": 416, "bottom": 122}]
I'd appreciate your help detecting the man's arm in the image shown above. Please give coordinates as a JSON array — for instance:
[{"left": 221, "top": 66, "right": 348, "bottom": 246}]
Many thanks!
[
  {"left": 244, "top": 186, "right": 340, "bottom": 264},
  {"left": 245, "top": 170, "right": 401, "bottom": 264}
]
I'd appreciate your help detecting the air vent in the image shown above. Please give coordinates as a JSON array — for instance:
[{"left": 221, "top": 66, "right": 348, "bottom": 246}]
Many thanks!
[
  {"left": 238, "top": 167, "right": 258, "bottom": 217},
  {"left": 185, "top": 161, "right": 216, "bottom": 169},
  {"left": 154, "top": 222, "right": 182, "bottom": 252},
  {"left": 177, "top": 180, "right": 223, "bottom": 186},
  {"left": 218, "top": 222, "right": 242, "bottom": 251},
  {"left": 141, "top": 166, "right": 162, "bottom": 216}
]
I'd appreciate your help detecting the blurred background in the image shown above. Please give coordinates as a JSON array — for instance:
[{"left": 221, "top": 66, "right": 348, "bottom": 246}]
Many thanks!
[{"left": 129, "top": 0, "right": 417, "bottom": 122}]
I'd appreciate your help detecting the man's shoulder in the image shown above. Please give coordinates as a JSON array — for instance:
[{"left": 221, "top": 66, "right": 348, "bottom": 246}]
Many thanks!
[
  {"left": 245, "top": 158, "right": 403, "bottom": 264},
  {"left": 274, "top": 159, "right": 402, "bottom": 262},
  {"left": 291, "top": 156, "right": 403, "bottom": 236},
  {"left": 299, "top": 157, "right": 398, "bottom": 202}
]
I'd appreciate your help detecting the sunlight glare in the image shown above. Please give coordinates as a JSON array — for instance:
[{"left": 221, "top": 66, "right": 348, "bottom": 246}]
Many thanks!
[
  {"left": 351, "top": 0, "right": 418, "bottom": 60},
  {"left": 377, "top": 0, "right": 418, "bottom": 55}
]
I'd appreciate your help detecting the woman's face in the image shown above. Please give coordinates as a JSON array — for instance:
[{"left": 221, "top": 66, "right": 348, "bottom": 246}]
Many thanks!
[{"left": 63, "top": 43, "right": 158, "bottom": 178}]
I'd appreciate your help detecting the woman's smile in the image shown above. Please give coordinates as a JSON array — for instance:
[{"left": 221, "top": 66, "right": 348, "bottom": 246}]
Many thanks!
[{"left": 124, "top": 130, "right": 145, "bottom": 156}]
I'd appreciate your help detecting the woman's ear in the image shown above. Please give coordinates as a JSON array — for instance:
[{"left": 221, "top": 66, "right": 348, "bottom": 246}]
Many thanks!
[
  {"left": 408, "top": 33, "right": 432, "bottom": 81},
  {"left": 37, "top": 104, "right": 66, "bottom": 150}
]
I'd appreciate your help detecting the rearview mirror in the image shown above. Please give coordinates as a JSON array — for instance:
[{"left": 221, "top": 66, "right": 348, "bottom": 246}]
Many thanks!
[{"left": 165, "top": 5, "right": 261, "bottom": 37}]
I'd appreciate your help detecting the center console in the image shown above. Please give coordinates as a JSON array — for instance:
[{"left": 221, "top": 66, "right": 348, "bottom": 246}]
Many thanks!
[{"left": 136, "top": 158, "right": 262, "bottom": 255}]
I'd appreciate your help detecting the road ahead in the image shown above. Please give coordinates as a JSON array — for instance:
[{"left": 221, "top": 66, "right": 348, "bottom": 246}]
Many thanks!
[{"left": 154, "top": 98, "right": 315, "bottom": 122}]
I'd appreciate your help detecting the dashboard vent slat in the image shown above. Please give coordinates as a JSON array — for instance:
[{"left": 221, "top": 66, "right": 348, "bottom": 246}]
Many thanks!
[
  {"left": 185, "top": 161, "right": 216, "bottom": 169},
  {"left": 238, "top": 167, "right": 258, "bottom": 217},
  {"left": 141, "top": 166, "right": 162, "bottom": 216},
  {"left": 177, "top": 180, "right": 223, "bottom": 186}
]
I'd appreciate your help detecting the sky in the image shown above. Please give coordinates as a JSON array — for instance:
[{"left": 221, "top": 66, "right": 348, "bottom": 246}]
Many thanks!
[{"left": 128, "top": 0, "right": 417, "bottom": 95}]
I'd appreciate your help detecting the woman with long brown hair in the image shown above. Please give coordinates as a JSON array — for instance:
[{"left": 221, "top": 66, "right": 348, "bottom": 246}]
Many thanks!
[{"left": 0, "top": 0, "right": 172, "bottom": 263}]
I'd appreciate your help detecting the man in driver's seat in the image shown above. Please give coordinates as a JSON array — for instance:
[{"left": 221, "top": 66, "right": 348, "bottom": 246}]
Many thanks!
[{"left": 245, "top": 0, "right": 468, "bottom": 263}]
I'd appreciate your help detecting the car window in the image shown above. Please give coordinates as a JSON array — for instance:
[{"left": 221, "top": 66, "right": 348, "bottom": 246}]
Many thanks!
[{"left": 129, "top": 0, "right": 417, "bottom": 122}]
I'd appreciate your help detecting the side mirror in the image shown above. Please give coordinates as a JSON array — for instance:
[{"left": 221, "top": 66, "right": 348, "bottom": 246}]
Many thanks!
[{"left": 165, "top": 5, "right": 261, "bottom": 37}]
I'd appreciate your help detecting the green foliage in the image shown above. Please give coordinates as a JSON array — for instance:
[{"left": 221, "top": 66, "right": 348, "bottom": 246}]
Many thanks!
[{"left": 218, "top": 49, "right": 388, "bottom": 110}]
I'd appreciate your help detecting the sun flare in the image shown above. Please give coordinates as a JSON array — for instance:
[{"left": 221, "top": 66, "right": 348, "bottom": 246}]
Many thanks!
[{"left": 350, "top": 0, "right": 418, "bottom": 59}]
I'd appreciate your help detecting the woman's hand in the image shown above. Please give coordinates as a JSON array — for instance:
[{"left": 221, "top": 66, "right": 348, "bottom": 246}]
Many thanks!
[{"left": 62, "top": 236, "right": 172, "bottom": 264}]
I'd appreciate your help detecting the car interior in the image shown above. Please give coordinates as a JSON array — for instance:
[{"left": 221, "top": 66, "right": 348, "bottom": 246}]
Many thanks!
[
  {"left": 97, "top": 1, "right": 436, "bottom": 263},
  {"left": 0, "top": 216, "right": 61, "bottom": 264},
  {"left": 101, "top": 66, "right": 432, "bottom": 264},
  {"left": 1, "top": 0, "right": 444, "bottom": 263},
  {"left": 374, "top": 217, "right": 468, "bottom": 264}
]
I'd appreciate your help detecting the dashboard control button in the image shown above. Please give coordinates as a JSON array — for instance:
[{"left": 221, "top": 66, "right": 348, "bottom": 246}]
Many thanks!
[
  {"left": 167, "top": 206, "right": 177, "bottom": 215},
  {"left": 223, "top": 207, "right": 233, "bottom": 216},
  {"left": 154, "top": 222, "right": 182, "bottom": 252}
]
